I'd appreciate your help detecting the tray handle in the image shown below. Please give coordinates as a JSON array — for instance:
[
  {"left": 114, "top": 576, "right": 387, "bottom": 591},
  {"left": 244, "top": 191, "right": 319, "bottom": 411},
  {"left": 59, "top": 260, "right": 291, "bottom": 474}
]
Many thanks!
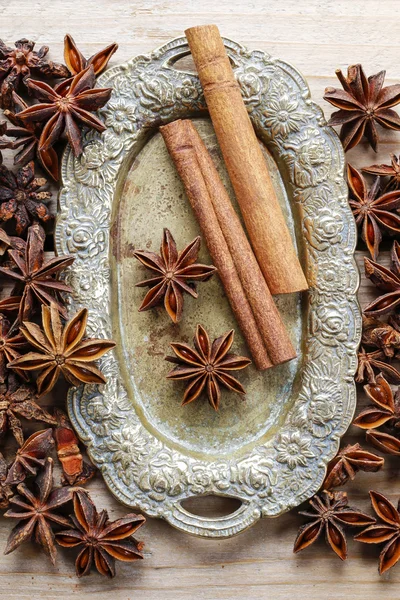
[{"left": 168, "top": 498, "right": 261, "bottom": 538}]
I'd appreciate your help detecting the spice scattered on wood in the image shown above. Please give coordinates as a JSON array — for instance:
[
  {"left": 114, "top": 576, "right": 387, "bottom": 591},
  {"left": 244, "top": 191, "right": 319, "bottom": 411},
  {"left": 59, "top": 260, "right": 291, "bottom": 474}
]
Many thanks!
[
  {"left": 363, "top": 154, "right": 400, "bottom": 192},
  {"left": 364, "top": 243, "right": 400, "bottom": 315},
  {"left": 324, "top": 64, "right": 400, "bottom": 151},
  {"left": 166, "top": 324, "right": 251, "bottom": 411},
  {"left": 133, "top": 228, "right": 216, "bottom": 323},
  {"left": 294, "top": 490, "right": 376, "bottom": 560},
  {"left": 5, "top": 428, "right": 54, "bottom": 486},
  {"left": 323, "top": 443, "right": 384, "bottom": 490},
  {"left": 185, "top": 24, "right": 308, "bottom": 295}
]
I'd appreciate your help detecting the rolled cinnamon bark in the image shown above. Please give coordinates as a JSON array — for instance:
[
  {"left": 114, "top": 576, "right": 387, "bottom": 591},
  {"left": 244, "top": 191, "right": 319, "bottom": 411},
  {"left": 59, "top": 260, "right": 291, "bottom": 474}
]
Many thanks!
[
  {"left": 160, "top": 120, "right": 271, "bottom": 370},
  {"left": 161, "top": 119, "right": 296, "bottom": 366},
  {"left": 185, "top": 24, "right": 308, "bottom": 295}
]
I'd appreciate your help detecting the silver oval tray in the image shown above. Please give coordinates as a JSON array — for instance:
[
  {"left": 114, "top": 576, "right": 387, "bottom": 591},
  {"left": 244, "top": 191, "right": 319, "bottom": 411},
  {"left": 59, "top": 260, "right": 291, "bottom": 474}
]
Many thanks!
[{"left": 55, "top": 36, "right": 361, "bottom": 538}]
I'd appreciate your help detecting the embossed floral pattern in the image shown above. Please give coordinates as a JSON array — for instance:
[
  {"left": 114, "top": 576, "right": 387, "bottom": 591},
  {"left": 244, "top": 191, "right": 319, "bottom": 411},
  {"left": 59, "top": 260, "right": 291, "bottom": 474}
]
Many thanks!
[{"left": 56, "top": 37, "right": 359, "bottom": 534}]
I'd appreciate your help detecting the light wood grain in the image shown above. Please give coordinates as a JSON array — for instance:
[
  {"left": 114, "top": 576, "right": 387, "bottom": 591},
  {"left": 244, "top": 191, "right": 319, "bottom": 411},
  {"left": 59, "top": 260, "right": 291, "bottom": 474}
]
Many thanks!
[{"left": 1, "top": 1, "right": 400, "bottom": 598}]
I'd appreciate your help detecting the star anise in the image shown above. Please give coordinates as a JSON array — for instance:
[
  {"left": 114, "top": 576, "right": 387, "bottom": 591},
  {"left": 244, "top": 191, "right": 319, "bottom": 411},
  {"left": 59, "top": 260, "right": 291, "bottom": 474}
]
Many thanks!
[
  {"left": 56, "top": 488, "right": 145, "bottom": 578},
  {"left": 9, "top": 303, "right": 116, "bottom": 396},
  {"left": 0, "top": 38, "right": 69, "bottom": 109},
  {"left": 362, "top": 314, "right": 400, "bottom": 358},
  {"left": 294, "top": 490, "right": 375, "bottom": 560},
  {"left": 0, "top": 161, "right": 52, "bottom": 234},
  {"left": 0, "top": 226, "right": 25, "bottom": 262},
  {"left": 353, "top": 373, "right": 400, "bottom": 430},
  {"left": 54, "top": 409, "right": 96, "bottom": 486},
  {"left": 166, "top": 324, "right": 251, "bottom": 410},
  {"left": 3, "top": 92, "right": 59, "bottom": 181},
  {"left": 5, "top": 428, "right": 54, "bottom": 485},
  {"left": 56, "top": 34, "right": 118, "bottom": 96},
  {"left": 356, "top": 346, "right": 400, "bottom": 384},
  {"left": 0, "top": 222, "right": 74, "bottom": 320},
  {"left": 366, "top": 429, "right": 400, "bottom": 456},
  {"left": 355, "top": 491, "right": 400, "bottom": 574},
  {"left": 363, "top": 154, "right": 400, "bottom": 192},
  {"left": 4, "top": 457, "right": 72, "bottom": 564},
  {"left": 133, "top": 229, "right": 217, "bottom": 323},
  {"left": 347, "top": 164, "right": 400, "bottom": 260},
  {"left": 323, "top": 443, "right": 384, "bottom": 490},
  {"left": 17, "top": 66, "right": 112, "bottom": 157},
  {"left": 0, "top": 373, "right": 56, "bottom": 446},
  {"left": 323, "top": 64, "right": 400, "bottom": 151},
  {"left": 364, "top": 242, "right": 400, "bottom": 315},
  {"left": 0, "top": 315, "right": 29, "bottom": 382},
  {"left": 0, "top": 452, "right": 14, "bottom": 509}
]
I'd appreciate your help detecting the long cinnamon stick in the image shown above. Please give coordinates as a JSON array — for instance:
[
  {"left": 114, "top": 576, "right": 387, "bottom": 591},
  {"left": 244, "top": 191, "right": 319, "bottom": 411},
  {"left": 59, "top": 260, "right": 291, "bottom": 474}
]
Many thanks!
[
  {"left": 185, "top": 24, "right": 308, "bottom": 295},
  {"left": 161, "top": 119, "right": 296, "bottom": 366},
  {"left": 160, "top": 121, "right": 272, "bottom": 370}
]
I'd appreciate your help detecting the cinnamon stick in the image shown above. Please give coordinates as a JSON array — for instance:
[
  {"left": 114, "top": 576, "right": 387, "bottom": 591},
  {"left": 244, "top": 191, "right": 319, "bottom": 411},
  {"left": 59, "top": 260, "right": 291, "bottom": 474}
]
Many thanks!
[
  {"left": 185, "top": 24, "right": 308, "bottom": 295},
  {"left": 161, "top": 119, "right": 296, "bottom": 366}
]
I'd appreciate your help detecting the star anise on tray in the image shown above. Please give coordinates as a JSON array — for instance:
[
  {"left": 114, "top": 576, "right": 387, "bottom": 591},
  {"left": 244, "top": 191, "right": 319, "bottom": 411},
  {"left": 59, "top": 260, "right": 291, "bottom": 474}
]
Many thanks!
[
  {"left": 17, "top": 66, "right": 112, "bottom": 157},
  {"left": 0, "top": 315, "right": 28, "bottom": 382},
  {"left": 0, "top": 452, "right": 14, "bottom": 509},
  {"left": 0, "top": 222, "right": 74, "bottom": 321},
  {"left": 363, "top": 154, "right": 400, "bottom": 192},
  {"left": 347, "top": 164, "right": 400, "bottom": 260},
  {"left": 0, "top": 161, "right": 52, "bottom": 234},
  {"left": 56, "top": 488, "right": 145, "bottom": 578},
  {"left": 166, "top": 324, "right": 251, "bottom": 410},
  {"left": 56, "top": 34, "right": 118, "bottom": 96},
  {"left": 356, "top": 346, "right": 400, "bottom": 384},
  {"left": 6, "top": 428, "right": 54, "bottom": 486},
  {"left": 3, "top": 92, "right": 60, "bottom": 181},
  {"left": 293, "top": 490, "right": 376, "bottom": 560},
  {"left": 355, "top": 491, "right": 400, "bottom": 574},
  {"left": 364, "top": 242, "right": 400, "bottom": 315},
  {"left": 0, "top": 374, "right": 56, "bottom": 446},
  {"left": 9, "top": 303, "right": 116, "bottom": 396},
  {"left": 0, "top": 38, "right": 69, "bottom": 109},
  {"left": 54, "top": 409, "right": 96, "bottom": 485},
  {"left": 133, "top": 229, "right": 217, "bottom": 323},
  {"left": 323, "top": 64, "right": 400, "bottom": 151},
  {"left": 323, "top": 443, "right": 384, "bottom": 489},
  {"left": 4, "top": 457, "right": 72, "bottom": 564}
]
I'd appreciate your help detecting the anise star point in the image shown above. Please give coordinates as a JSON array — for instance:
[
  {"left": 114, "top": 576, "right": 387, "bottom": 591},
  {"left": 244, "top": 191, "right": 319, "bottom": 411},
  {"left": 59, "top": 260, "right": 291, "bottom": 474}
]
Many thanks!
[
  {"left": 166, "top": 324, "right": 251, "bottom": 411},
  {"left": 324, "top": 64, "right": 400, "bottom": 152},
  {"left": 133, "top": 228, "right": 217, "bottom": 323},
  {"left": 363, "top": 241, "right": 400, "bottom": 315},
  {"left": 323, "top": 443, "right": 384, "bottom": 490}
]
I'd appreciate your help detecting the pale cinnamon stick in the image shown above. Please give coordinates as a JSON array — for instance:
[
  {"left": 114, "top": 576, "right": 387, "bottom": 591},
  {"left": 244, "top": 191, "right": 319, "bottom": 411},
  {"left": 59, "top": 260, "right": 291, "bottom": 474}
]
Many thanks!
[
  {"left": 185, "top": 24, "right": 308, "bottom": 295},
  {"left": 160, "top": 121, "right": 272, "bottom": 370},
  {"left": 161, "top": 119, "right": 296, "bottom": 366}
]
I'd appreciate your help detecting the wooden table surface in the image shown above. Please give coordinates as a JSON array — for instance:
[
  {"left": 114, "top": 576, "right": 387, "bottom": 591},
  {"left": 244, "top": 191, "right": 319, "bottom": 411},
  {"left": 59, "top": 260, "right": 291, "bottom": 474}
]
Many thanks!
[{"left": 1, "top": 1, "right": 400, "bottom": 598}]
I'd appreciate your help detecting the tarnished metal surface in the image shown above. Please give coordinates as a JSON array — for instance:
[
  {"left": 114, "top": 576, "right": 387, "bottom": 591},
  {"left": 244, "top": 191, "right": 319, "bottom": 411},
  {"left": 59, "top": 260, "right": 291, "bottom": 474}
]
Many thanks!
[{"left": 55, "top": 37, "right": 360, "bottom": 538}]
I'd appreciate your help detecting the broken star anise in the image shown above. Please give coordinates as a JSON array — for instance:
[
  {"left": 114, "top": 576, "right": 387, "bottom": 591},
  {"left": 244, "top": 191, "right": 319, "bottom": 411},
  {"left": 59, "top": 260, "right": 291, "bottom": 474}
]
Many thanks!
[
  {"left": 5, "top": 428, "right": 54, "bottom": 486},
  {"left": 324, "top": 64, "right": 400, "bottom": 151},
  {"left": 0, "top": 38, "right": 69, "bottom": 109},
  {"left": 166, "top": 324, "right": 251, "bottom": 411},
  {"left": 56, "top": 488, "right": 145, "bottom": 578},
  {"left": 0, "top": 452, "right": 14, "bottom": 509},
  {"left": 356, "top": 346, "right": 400, "bottom": 384},
  {"left": 362, "top": 314, "right": 400, "bottom": 358},
  {"left": 53, "top": 408, "right": 96, "bottom": 486},
  {"left": 9, "top": 303, "right": 116, "bottom": 396},
  {"left": 133, "top": 229, "right": 217, "bottom": 323},
  {"left": 4, "top": 457, "right": 72, "bottom": 565},
  {"left": 363, "top": 154, "right": 400, "bottom": 192},
  {"left": 0, "top": 314, "right": 28, "bottom": 382},
  {"left": 323, "top": 443, "right": 384, "bottom": 490},
  {"left": 0, "top": 160, "right": 52, "bottom": 235},
  {"left": 0, "top": 222, "right": 74, "bottom": 321},
  {"left": 56, "top": 34, "right": 118, "bottom": 96},
  {"left": 0, "top": 374, "right": 56, "bottom": 446},
  {"left": 364, "top": 242, "right": 400, "bottom": 315},
  {"left": 355, "top": 491, "right": 400, "bottom": 574},
  {"left": 17, "top": 66, "right": 112, "bottom": 157},
  {"left": 3, "top": 92, "right": 60, "bottom": 181},
  {"left": 347, "top": 164, "right": 400, "bottom": 260},
  {"left": 353, "top": 373, "right": 398, "bottom": 430},
  {"left": 293, "top": 490, "right": 376, "bottom": 560}
]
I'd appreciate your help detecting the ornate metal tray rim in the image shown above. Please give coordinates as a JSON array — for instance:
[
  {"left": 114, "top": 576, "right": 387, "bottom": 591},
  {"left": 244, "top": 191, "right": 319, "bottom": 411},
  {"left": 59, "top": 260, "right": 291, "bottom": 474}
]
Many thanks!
[{"left": 55, "top": 35, "right": 361, "bottom": 538}]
